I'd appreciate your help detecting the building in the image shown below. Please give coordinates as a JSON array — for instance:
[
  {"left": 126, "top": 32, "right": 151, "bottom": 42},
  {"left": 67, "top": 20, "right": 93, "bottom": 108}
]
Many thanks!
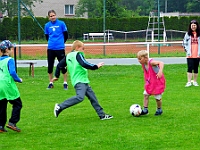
[
  {"left": 160, "top": 12, "right": 200, "bottom": 17},
  {"left": 32, "top": 0, "right": 85, "bottom": 18}
]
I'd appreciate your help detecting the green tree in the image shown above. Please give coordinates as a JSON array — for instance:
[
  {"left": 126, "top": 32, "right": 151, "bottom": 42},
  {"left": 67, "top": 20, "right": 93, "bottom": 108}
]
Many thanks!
[
  {"left": 75, "top": 0, "right": 131, "bottom": 18},
  {"left": 186, "top": 0, "right": 200, "bottom": 12},
  {"left": 119, "top": 0, "right": 155, "bottom": 16},
  {"left": 119, "top": 0, "right": 200, "bottom": 15},
  {"left": 0, "top": 0, "right": 43, "bottom": 18},
  {"left": 75, "top": 0, "right": 101, "bottom": 18},
  {"left": 164, "top": 0, "right": 187, "bottom": 12}
]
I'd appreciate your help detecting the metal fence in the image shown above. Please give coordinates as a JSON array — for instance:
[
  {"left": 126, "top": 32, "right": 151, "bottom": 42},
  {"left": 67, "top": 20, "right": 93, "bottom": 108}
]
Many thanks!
[{"left": 13, "top": 41, "right": 184, "bottom": 59}]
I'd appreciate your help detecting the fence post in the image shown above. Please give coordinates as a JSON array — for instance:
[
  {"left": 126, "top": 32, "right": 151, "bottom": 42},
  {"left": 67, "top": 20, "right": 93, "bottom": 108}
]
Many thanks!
[
  {"left": 14, "top": 47, "right": 17, "bottom": 72},
  {"left": 147, "top": 43, "right": 150, "bottom": 58}
]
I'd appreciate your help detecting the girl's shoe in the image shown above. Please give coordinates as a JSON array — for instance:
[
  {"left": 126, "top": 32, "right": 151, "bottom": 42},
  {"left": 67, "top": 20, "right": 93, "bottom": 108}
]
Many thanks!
[
  {"left": 140, "top": 109, "right": 149, "bottom": 115},
  {"left": 155, "top": 110, "right": 163, "bottom": 116}
]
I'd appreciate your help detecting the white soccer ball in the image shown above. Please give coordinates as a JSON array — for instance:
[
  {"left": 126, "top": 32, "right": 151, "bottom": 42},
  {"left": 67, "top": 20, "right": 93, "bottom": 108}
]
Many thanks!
[{"left": 130, "top": 104, "right": 142, "bottom": 117}]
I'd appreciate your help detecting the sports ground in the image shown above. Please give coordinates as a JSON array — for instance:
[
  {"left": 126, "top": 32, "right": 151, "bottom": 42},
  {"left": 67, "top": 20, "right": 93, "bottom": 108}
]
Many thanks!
[
  {"left": 3, "top": 42, "right": 200, "bottom": 150},
  {"left": 2, "top": 64, "right": 199, "bottom": 150}
]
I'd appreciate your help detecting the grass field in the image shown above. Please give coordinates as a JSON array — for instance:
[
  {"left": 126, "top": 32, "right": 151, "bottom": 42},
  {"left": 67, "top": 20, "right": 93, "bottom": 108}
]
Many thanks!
[{"left": 1, "top": 65, "right": 200, "bottom": 150}]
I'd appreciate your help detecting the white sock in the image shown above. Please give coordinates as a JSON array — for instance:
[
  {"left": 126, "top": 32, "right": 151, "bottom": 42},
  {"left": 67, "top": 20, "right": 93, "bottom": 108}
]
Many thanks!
[{"left": 63, "top": 82, "right": 67, "bottom": 84}]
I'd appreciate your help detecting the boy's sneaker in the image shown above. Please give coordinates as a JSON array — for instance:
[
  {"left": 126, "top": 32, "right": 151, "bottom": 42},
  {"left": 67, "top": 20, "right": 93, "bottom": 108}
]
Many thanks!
[
  {"left": 100, "top": 114, "right": 113, "bottom": 120},
  {"left": 47, "top": 83, "right": 54, "bottom": 89},
  {"left": 63, "top": 83, "right": 68, "bottom": 90},
  {"left": 0, "top": 127, "right": 8, "bottom": 133},
  {"left": 155, "top": 110, "right": 163, "bottom": 116},
  {"left": 54, "top": 103, "right": 62, "bottom": 118},
  {"left": 185, "top": 82, "right": 192, "bottom": 87},
  {"left": 140, "top": 109, "right": 148, "bottom": 115},
  {"left": 6, "top": 122, "right": 21, "bottom": 132},
  {"left": 193, "top": 82, "right": 199, "bottom": 87}
]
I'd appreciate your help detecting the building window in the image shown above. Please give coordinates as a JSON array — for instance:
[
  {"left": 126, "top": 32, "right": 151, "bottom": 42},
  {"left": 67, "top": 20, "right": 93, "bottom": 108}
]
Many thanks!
[{"left": 65, "top": 5, "right": 74, "bottom": 15}]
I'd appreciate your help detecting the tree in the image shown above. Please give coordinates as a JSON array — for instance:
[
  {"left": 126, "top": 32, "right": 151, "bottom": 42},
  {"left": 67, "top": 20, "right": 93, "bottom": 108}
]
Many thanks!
[
  {"left": 119, "top": 0, "right": 155, "bottom": 16},
  {"left": 163, "top": 0, "right": 187, "bottom": 12},
  {"left": 75, "top": 0, "right": 132, "bottom": 18},
  {"left": 0, "top": 0, "right": 43, "bottom": 18},
  {"left": 75, "top": 0, "right": 101, "bottom": 18},
  {"left": 118, "top": 0, "right": 200, "bottom": 16},
  {"left": 186, "top": 0, "right": 200, "bottom": 12},
  {"left": 76, "top": 0, "right": 200, "bottom": 18}
]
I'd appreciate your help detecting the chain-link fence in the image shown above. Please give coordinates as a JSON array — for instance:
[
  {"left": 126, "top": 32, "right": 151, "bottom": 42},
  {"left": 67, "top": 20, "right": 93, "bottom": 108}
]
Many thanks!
[{"left": 13, "top": 41, "right": 184, "bottom": 60}]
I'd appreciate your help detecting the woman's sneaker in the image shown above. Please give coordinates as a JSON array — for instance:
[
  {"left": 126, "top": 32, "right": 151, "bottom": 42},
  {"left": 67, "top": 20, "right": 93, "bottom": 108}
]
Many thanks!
[
  {"left": 193, "top": 82, "right": 199, "bottom": 86},
  {"left": 47, "top": 83, "right": 54, "bottom": 89},
  {"left": 185, "top": 82, "right": 192, "bottom": 87}
]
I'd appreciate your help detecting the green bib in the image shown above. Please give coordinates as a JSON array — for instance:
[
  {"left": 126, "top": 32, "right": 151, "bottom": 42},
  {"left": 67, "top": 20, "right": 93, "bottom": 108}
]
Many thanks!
[
  {"left": 0, "top": 57, "right": 20, "bottom": 100},
  {"left": 66, "top": 51, "right": 89, "bottom": 87}
]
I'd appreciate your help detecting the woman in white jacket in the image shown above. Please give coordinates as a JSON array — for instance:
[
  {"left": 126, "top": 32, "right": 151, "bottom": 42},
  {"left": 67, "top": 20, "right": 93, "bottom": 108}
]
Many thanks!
[{"left": 183, "top": 20, "right": 200, "bottom": 87}]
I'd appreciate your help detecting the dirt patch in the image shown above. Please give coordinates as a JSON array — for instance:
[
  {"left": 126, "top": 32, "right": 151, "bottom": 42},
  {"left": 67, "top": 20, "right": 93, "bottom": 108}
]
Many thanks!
[{"left": 14, "top": 43, "right": 183, "bottom": 56}]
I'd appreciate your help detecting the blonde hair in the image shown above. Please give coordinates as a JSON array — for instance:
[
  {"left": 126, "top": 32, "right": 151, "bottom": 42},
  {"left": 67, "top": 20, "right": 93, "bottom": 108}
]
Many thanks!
[
  {"left": 72, "top": 40, "right": 84, "bottom": 50},
  {"left": 137, "top": 50, "right": 148, "bottom": 58}
]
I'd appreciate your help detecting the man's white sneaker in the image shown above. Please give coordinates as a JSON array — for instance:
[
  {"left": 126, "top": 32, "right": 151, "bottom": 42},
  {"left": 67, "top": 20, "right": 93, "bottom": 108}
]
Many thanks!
[
  {"left": 185, "top": 82, "right": 192, "bottom": 87},
  {"left": 193, "top": 82, "right": 199, "bottom": 86}
]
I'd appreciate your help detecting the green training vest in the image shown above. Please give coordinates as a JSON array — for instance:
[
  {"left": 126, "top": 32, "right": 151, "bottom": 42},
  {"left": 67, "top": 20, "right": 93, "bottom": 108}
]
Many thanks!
[
  {"left": 66, "top": 51, "right": 89, "bottom": 87},
  {"left": 0, "top": 57, "right": 20, "bottom": 100}
]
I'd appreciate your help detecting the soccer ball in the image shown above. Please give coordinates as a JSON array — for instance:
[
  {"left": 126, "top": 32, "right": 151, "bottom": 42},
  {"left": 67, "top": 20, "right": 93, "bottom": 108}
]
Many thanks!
[{"left": 130, "top": 104, "right": 142, "bottom": 117}]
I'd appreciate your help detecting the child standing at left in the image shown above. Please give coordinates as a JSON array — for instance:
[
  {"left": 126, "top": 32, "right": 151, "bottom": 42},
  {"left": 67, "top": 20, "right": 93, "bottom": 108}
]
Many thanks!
[{"left": 0, "top": 40, "right": 22, "bottom": 132}]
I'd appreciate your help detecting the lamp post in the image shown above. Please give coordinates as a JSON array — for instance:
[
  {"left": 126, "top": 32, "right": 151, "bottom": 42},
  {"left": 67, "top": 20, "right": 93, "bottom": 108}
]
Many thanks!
[
  {"left": 157, "top": 0, "right": 160, "bottom": 54},
  {"left": 165, "top": 0, "right": 167, "bottom": 13},
  {"left": 103, "top": 0, "right": 106, "bottom": 55},
  {"left": 18, "top": 0, "right": 21, "bottom": 58}
]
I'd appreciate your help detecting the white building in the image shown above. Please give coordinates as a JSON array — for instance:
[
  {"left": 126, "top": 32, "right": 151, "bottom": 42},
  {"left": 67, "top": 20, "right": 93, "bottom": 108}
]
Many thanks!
[
  {"left": 160, "top": 12, "right": 200, "bottom": 17},
  {"left": 32, "top": 0, "right": 84, "bottom": 18}
]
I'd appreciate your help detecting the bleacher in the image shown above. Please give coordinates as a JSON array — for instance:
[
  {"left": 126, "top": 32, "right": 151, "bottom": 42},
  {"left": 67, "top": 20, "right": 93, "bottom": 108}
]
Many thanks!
[{"left": 83, "top": 33, "right": 114, "bottom": 41}]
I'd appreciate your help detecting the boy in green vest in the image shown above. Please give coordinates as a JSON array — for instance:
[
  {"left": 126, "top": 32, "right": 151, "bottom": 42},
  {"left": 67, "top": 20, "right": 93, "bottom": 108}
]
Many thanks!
[
  {"left": 0, "top": 40, "right": 22, "bottom": 133},
  {"left": 53, "top": 40, "right": 113, "bottom": 120}
]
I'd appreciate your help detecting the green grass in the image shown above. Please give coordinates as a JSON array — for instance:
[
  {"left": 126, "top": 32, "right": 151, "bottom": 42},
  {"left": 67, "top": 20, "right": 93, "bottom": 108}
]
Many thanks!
[{"left": 1, "top": 65, "right": 200, "bottom": 150}]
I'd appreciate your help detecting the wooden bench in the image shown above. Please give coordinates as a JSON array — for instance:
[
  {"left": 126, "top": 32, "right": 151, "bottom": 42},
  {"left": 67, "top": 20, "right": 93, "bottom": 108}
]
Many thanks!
[
  {"left": 17, "top": 61, "right": 37, "bottom": 77},
  {"left": 83, "top": 33, "right": 114, "bottom": 41}
]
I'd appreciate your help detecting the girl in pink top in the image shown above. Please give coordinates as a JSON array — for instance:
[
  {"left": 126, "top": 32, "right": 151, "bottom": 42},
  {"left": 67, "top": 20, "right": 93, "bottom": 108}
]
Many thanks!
[
  {"left": 183, "top": 20, "right": 200, "bottom": 87},
  {"left": 137, "top": 50, "right": 166, "bottom": 116}
]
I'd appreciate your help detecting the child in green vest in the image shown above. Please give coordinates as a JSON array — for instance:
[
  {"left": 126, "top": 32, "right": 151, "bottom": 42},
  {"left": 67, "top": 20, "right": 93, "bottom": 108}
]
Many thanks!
[
  {"left": 0, "top": 40, "right": 22, "bottom": 133},
  {"left": 52, "top": 40, "right": 113, "bottom": 120}
]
